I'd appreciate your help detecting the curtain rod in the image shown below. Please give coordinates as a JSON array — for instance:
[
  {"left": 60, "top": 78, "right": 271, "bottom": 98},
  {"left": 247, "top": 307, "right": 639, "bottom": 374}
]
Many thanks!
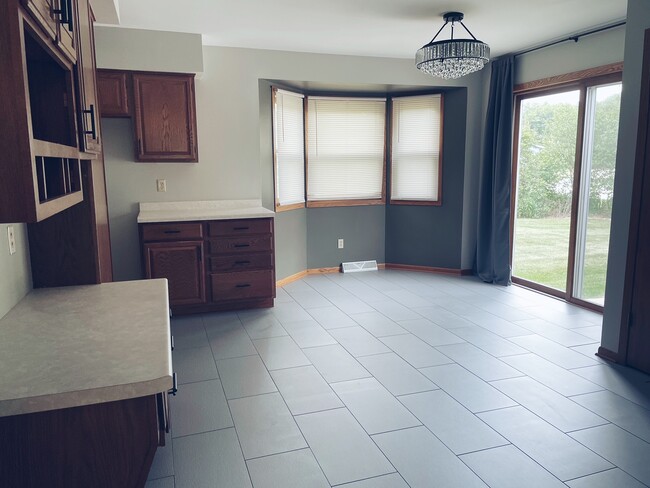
[{"left": 514, "top": 20, "right": 626, "bottom": 58}]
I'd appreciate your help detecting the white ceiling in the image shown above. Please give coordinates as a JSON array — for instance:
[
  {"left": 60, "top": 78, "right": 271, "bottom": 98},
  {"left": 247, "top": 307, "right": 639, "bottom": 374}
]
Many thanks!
[{"left": 96, "top": 0, "right": 627, "bottom": 59}]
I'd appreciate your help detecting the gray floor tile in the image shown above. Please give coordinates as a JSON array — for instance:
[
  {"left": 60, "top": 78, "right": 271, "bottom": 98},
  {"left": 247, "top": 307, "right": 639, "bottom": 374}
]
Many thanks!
[
  {"left": 570, "top": 390, "right": 650, "bottom": 442},
  {"left": 570, "top": 344, "right": 607, "bottom": 363},
  {"left": 329, "top": 326, "right": 391, "bottom": 357},
  {"left": 307, "top": 306, "right": 359, "bottom": 330},
  {"left": 413, "top": 306, "right": 479, "bottom": 329},
  {"left": 449, "top": 326, "right": 529, "bottom": 357},
  {"left": 173, "top": 428, "right": 251, "bottom": 488},
  {"left": 479, "top": 406, "right": 612, "bottom": 481},
  {"left": 253, "top": 336, "right": 311, "bottom": 370},
  {"left": 241, "top": 314, "right": 288, "bottom": 339},
  {"left": 510, "top": 335, "right": 599, "bottom": 369},
  {"left": 229, "top": 392, "right": 307, "bottom": 459},
  {"left": 460, "top": 445, "right": 566, "bottom": 488},
  {"left": 172, "top": 346, "right": 218, "bottom": 385},
  {"left": 419, "top": 363, "right": 517, "bottom": 413},
  {"left": 350, "top": 311, "right": 408, "bottom": 337},
  {"left": 303, "top": 344, "right": 371, "bottom": 383},
  {"left": 296, "top": 408, "right": 395, "bottom": 486},
  {"left": 274, "top": 286, "right": 294, "bottom": 303},
  {"left": 435, "top": 343, "right": 524, "bottom": 381},
  {"left": 171, "top": 315, "right": 208, "bottom": 349},
  {"left": 145, "top": 477, "right": 175, "bottom": 488},
  {"left": 209, "top": 324, "right": 258, "bottom": 360},
  {"left": 570, "top": 325, "right": 603, "bottom": 342},
  {"left": 247, "top": 448, "right": 329, "bottom": 488},
  {"left": 463, "top": 312, "right": 534, "bottom": 337},
  {"left": 203, "top": 311, "right": 241, "bottom": 335},
  {"left": 398, "top": 318, "right": 465, "bottom": 346},
  {"left": 216, "top": 355, "right": 277, "bottom": 399},
  {"left": 490, "top": 376, "right": 607, "bottom": 432},
  {"left": 282, "top": 319, "right": 338, "bottom": 348},
  {"left": 513, "top": 318, "right": 598, "bottom": 347},
  {"left": 379, "top": 334, "right": 453, "bottom": 368},
  {"left": 384, "top": 289, "right": 432, "bottom": 308},
  {"left": 373, "top": 426, "right": 488, "bottom": 488},
  {"left": 501, "top": 353, "right": 603, "bottom": 396},
  {"left": 272, "top": 301, "right": 314, "bottom": 323},
  {"left": 572, "top": 364, "right": 650, "bottom": 409},
  {"left": 328, "top": 295, "right": 377, "bottom": 315},
  {"left": 170, "top": 379, "right": 233, "bottom": 437},
  {"left": 566, "top": 468, "right": 648, "bottom": 488},
  {"left": 331, "top": 378, "right": 421, "bottom": 434},
  {"left": 399, "top": 390, "right": 507, "bottom": 455},
  {"left": 339, "top": 473, "right": 409, "bottom": 488},
  {"left": 570, "top": 424, "right": 650, "bottom": 485},
  {"left": 368, "top": 299, "right": 422, "bottom": 321},
  {"left": 148, "top": 433, "right": 174, "bottom": 480},
  {"left": 358, "top": 353, "right": 437, "bottom": 396},
  {"left": 287, "top": 289, "right": 333, "bottom": 309},
  {"left": 271, "top": 365, "right": 343, "bottom": 415}
]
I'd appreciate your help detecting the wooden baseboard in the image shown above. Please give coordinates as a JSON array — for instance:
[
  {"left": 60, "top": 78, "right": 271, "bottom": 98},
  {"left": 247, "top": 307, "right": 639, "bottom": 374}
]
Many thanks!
[
  {"left": 597, "top": 346, "right": 619, "bottom": 363},
  {"left": 384, "top": 263, "right": 468, "bottom": 276},
  {"left": 276, "top": 270, "right": 308, "bottom": 287},
  {"left": 307, "top": 267, "right": 341, "bottom": 275}
]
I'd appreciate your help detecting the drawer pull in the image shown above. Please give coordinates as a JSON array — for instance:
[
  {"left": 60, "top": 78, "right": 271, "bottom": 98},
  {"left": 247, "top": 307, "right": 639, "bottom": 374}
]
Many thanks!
[
  {"left": 236, "top": 284, "right": 251, "bottom": 288},
  {"left": 233, "top": 226, "right": 249, "bottom": 230},
  {"left": 163, "top": 230, "right": 182, "bottom": 234},
  {"left": 169, "top": 373, "right": 178, "bottom": 396},
  {"left": 234, "top": 243, "right": 250, "bottom": 248},
  {"left": 234, "top": 260, "right": 251, "bottom": 265}
]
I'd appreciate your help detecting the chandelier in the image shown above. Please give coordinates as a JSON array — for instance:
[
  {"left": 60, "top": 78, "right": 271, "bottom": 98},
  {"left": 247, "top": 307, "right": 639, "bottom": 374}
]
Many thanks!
[{"left": 416, "top": 12, "right": 490, "bottom": 80}]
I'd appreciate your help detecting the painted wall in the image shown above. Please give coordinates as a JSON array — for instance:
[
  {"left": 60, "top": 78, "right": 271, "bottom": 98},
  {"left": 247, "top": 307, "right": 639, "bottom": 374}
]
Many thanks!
[
  {"left": 602, "top": 0, "right": 650, "bottom": 353},
  {"left": 0, "top": 224, "right": 31, "bottom": 319}
]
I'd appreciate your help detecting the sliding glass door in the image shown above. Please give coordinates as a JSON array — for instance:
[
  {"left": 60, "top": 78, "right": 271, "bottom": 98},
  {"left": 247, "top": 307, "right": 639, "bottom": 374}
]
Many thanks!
[{"left": 512, "top": 75, "right": 622, "bottom": 310}]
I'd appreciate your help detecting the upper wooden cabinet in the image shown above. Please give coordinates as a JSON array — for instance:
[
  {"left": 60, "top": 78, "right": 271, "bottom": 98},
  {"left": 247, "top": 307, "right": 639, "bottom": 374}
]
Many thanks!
[
  {"left": 97, "top": 70, "right": 130, "bottom": 117},
  {"left": 75, "top": 0, "right": 99, "bottom": 153},
  {"left": 21, "top": 0, "right": 77, "bottom": 63},
  {"left": 132, "top": 73, "right": 198, "bottom": 162}
]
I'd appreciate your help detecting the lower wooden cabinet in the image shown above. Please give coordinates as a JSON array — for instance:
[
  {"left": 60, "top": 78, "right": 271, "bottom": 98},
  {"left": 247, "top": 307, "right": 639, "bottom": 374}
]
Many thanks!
[{"left": 141, "top": 218, "right": 275, "bottom": 314}]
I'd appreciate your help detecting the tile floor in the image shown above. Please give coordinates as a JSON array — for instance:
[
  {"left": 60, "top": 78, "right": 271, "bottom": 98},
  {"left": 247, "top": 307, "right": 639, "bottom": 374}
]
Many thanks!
[{"left": 146, "top": 270, "right": 650, "bottom": 488}]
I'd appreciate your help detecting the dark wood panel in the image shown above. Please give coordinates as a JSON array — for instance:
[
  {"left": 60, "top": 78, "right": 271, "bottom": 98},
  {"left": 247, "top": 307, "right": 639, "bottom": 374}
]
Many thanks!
[
  {"left": 0, "top": 395, "right": 159, "bottom": 488},
  {"left": 75, "top": 0, "right": 100, "bottom": 152},
  {"left": 208, "top": 235, "right": 273, "bottom": 255},
  {"left": 132, "top": 72, "right": 198, "bottom": 162},
  {"left": 145, "top": 241, "right": 206, "bottom": 306},
  {"left": 208, "top": 218, "right": 272, "bottom": 236},
  {"left": 209, "top": 252, "right": 273, "bottom": 272},
  {"left": 141, "top": 222, "right": 203, "bottom": 242},
  {"left": 55, "top": 0, "right": 76, "bottom": 63},
  {"left": 97, "top": 69, "right": 130, "bottom": 117},
  {"left": 21, "top": 0, "right": 57, "bottom": 41},
  {"left": 211, "top": 270, "right": 274, "bottom": 301}
]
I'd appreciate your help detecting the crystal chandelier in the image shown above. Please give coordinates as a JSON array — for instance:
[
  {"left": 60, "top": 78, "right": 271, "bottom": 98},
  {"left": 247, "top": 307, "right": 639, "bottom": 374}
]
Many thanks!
[{"left": 416, "top": 12, "right": 490, "bottom": 80}]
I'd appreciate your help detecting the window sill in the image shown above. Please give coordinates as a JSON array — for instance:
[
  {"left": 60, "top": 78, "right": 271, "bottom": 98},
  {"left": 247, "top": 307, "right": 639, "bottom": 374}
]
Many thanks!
[
  {"left": 307, "top": 199, "right": 385, "bottom": 208},
  {"left": 389, "top": 200, "right": 441, "bottom": 206},
  {"left": 275, "top": 202, "right": 306, "bottom": 213}
]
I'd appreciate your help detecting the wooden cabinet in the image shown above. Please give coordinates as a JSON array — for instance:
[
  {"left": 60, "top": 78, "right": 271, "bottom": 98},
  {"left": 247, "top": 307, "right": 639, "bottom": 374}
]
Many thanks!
[
  {"left": 144, "top": 239, "right": 206, "bottom": 306},
  {"left": 132, "top": 73, "right": 198, "bottom": 162},
  {"left": 141, "top": 218, "right": 275, "bottom": 313},
  {"left": 22, "top": 0, "right": 76, "bottom": 62},
  {"left": 96, "top": 70, "right": 130, "bottom": 117}
]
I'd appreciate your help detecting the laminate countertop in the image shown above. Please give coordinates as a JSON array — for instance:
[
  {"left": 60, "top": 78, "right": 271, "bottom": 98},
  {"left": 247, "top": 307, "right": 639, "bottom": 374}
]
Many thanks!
[
  {"left": 137, "top": 199, "right": 275, "bottom": 223},
  {"left": 0, "top": 279, "right": 173, "bottom": 417}
]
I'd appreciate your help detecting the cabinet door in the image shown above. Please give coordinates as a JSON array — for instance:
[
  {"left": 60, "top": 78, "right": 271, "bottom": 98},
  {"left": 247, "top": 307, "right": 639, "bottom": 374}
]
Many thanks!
[
  {"left": 55, "top": 0, "right": 76, "bottom": 62},
  {"left": 75, "top": 0, "right": 100, "bottom": 153},
  {"left": 22, "top": 0, "right": 57, "bottom": 41},
  {"left": 132, "top": 73, "right": 198, "bottom": 162},
  {"left": 97, "top": 70, "right": 130, "bottom": 117},
  {"left": 144, "top": 241, "right": 206, "bottom": 306}
]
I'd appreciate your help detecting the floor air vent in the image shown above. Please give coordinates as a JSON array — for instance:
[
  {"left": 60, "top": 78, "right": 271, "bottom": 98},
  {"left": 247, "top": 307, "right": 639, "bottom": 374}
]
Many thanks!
[{"left": 341, "top": 260, "right": 379, "bottom": 273}]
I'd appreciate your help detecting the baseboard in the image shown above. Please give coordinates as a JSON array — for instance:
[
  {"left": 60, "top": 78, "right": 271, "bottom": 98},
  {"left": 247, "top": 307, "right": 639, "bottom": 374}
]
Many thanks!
[
  {"left": 307, "top": 267, "right": 341, "bottom": 275},
  {"left": 596, "top": 346, "right": 619, "bottom": 363},
  {"left": 276, "top": 270, "right": 308, "bottom": 287},
  {"left": 384, "top": 263, "right": 468, "bottom": 276}
]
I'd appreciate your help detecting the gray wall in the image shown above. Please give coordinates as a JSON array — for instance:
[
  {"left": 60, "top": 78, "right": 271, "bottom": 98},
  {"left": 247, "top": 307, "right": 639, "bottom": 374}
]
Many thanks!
[
  {"left": 602, "top": 0, "right": 650, "bottom": 353},
  {"left": 0, "top": 224, "right": 31, "bottom": 319}
]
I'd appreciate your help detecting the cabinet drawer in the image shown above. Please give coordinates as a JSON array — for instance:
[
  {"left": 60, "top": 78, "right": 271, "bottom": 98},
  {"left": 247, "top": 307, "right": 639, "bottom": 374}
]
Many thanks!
[
  {"left": 211, "top": 270, "right": 273, "bottom": 301},
  {"left": 209, "top": 218, "right": 272, "bottom": 236},
  {"left": 209, "top": 235, "right": 272, "bottom": 254},
  {"left": 209, "top": 252, "right": 272, "bottom": 272},
  {"left": 142, "top": 223, "right": 203, "bottom": 242}
]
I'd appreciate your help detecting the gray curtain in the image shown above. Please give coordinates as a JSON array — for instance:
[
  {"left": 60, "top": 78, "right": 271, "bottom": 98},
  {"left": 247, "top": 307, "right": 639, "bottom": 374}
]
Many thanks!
[{"left": 476, "top": 56, "right": 514, "bottom": 285}]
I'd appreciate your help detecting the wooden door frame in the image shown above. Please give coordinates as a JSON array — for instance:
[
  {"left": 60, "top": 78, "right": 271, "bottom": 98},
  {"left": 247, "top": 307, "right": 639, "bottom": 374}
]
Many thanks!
[{"left": 616, "top": 28, "right": 650, "bottom": 364}]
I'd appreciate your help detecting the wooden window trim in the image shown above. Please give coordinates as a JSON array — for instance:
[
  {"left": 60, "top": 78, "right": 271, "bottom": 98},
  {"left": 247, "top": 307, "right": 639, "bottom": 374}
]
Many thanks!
[
  {"left": 306, "top": 198, "right": 385, "bottom": 208},
  {"left": 388, "top": 93, "right": 445, "bottom": 206},
  {"left": 275, "top": 202, "right": 305, "bottom": 212},
  {"left": 514, "top": 62, "right": 623, "bottom": 94}
]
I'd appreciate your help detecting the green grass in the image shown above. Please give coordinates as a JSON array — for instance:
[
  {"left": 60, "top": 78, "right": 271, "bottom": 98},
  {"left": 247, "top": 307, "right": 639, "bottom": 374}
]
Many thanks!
[{"left": 513, "top": 217, "right": 611, "bottom": 300}]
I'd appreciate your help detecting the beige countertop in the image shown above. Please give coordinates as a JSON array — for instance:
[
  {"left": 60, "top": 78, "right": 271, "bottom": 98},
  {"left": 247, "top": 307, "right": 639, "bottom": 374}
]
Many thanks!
[
  {"left": 137, "top": 199, "right": 275, "bottom": 223},
  {"left": 0, "top": 279, "right": 173, "bottom": 417}
]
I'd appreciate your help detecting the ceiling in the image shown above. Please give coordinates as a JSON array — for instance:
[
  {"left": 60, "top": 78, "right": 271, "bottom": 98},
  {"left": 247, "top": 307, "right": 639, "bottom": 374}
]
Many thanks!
[{"left": 95, "top": 0, "right": 627, "bottom": 59}]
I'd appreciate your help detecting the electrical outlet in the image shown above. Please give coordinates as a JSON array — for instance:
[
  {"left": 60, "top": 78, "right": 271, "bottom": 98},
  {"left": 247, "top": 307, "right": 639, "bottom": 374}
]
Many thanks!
[
  {"left": 7, "top": 226, "right": 16, "bottom": 255},
  {"left": 156, "top": 179, "right": 167, "bottom": 192},
  {"left": 338, "top": 238, "right": 344, "bottom": 249}
]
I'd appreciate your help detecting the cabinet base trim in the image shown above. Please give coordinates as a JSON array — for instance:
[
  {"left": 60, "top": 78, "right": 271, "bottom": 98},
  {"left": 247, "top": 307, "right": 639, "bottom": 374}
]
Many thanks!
[{"left": 597, "top": 346, "right": 619, "bottom": 363}]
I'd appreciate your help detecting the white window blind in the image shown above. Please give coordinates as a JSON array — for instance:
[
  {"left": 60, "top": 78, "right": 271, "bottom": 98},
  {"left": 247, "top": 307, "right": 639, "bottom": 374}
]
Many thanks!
[
  {"left": 307, "top": 97, "right": 386, "bottom": 201},
  {"left": 273, "top": 89, "right": 305, "bottom": 207},
  {"left": 391, "top": 94, "right": 442, "bottom": 202}
]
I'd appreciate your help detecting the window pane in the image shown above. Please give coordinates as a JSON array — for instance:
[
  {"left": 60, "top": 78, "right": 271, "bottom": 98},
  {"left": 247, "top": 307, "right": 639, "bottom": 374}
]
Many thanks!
[
  {"left": 391, "top": 94, "right": 442, "bottom": 201},
  {"left": 307, "top": 98, "right": 386, "bottom": 201},
  {"left": 513, "top": 90, "right": 580, "bottom": 291},
  {"left": 273, "top": 89, "right": 305, "bottom": 206},
  {"left": 573, "top": 83, "right": 621, "bottom": 305}
]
